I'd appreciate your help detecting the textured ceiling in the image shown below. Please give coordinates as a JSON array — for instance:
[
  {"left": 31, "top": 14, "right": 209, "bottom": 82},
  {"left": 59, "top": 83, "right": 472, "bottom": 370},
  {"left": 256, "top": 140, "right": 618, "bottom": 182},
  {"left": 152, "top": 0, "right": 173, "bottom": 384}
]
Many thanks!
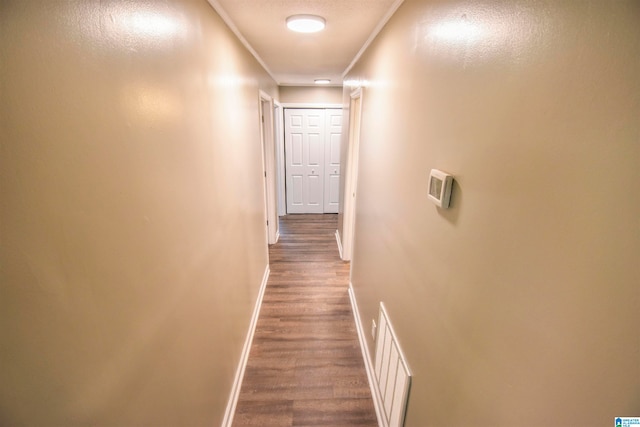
[{"left": 208, "top": 0, "right": 402, "bottom": 86}]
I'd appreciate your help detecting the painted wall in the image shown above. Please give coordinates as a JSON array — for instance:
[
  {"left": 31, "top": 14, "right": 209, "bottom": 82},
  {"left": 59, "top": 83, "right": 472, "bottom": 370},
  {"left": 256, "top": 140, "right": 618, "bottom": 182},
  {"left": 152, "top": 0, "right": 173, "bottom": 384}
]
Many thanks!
[
  {"left": 342, "top": 0, "right": 640, "bottom": 425},
  {"left": 279, "top": 85, "right": 343, "bottom": 104},
  {"left": 0, "top": 0, "right": 276, "bottom": 425}
]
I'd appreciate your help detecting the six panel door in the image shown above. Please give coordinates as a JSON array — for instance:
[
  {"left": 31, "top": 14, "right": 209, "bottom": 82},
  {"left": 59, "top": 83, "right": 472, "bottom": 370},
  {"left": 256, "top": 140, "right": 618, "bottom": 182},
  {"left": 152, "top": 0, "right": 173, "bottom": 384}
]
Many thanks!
[
  {"left": 285, "top": 109, "right": 325, "bottom": 214},
  {"left": 323, "top": 110, "right": 342, "bottom": 213},
  {"left": 284, "top": 108, "right": 342, "bottom": 214}
]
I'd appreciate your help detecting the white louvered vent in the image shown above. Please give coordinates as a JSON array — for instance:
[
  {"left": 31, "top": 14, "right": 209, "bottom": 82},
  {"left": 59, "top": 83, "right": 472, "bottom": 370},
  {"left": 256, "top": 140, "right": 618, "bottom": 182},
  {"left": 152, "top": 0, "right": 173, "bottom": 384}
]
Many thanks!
[{"left": 374, "top": 303, "right": 411, "bottom": 427}]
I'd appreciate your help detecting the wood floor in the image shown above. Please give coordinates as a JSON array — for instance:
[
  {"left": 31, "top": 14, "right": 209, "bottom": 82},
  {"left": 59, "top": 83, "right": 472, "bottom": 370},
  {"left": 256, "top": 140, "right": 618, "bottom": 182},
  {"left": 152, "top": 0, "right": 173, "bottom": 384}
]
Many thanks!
[{"left": 232, "top": 214, "right": 377, "bottom": 427}]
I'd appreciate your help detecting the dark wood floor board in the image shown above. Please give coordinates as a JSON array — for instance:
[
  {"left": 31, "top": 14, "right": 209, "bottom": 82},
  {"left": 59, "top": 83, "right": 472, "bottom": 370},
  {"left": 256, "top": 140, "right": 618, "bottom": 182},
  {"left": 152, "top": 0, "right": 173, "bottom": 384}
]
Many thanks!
[
  {"left": 246, "top": 344, "right": 362, "bottom": 361},
  {"left": 292, "top": 398, "right": 378, "bottom": 427},
  {"left": 232, "top": 214, "right": 377, "bottom": 427},
  {"left": 233, "top": 400, "right": 294, "bottom": 427}
]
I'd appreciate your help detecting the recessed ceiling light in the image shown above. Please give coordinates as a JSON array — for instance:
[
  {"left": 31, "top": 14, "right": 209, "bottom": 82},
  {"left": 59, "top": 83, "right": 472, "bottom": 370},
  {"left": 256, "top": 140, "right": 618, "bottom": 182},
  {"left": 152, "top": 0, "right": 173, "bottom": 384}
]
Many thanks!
[
  {"left": 314, "top": 79, "right": 331, "bottom": 85},
  {"left": 286, "top": 15, "right": 326, "bottom": 33}
]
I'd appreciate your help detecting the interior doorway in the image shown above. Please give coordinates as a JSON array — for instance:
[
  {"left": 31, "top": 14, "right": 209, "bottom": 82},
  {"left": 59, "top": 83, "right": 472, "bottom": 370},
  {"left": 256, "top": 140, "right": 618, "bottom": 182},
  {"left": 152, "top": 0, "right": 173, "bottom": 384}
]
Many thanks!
[
  {"left": 259, "top": 91, "right": 278, "bottom": 244},
  {"left": 273, "top": 101, "right": 286, "bottom": 217},
  {"left": 341, "top": 88, "right": 363, "bottom": 261},
  {"left": 283, "top": 108, "right": 343, "bottom": 214}
]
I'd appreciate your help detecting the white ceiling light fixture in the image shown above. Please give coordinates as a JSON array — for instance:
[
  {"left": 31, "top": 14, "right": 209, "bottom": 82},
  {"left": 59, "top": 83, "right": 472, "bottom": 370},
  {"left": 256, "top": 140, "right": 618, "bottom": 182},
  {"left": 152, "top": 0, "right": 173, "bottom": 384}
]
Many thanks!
[
  {"left": 286, "top": 14, "right": 326, "bottom": 33},
  {"left": 314, "top": 79, "right": 331, "bottom": 85}
]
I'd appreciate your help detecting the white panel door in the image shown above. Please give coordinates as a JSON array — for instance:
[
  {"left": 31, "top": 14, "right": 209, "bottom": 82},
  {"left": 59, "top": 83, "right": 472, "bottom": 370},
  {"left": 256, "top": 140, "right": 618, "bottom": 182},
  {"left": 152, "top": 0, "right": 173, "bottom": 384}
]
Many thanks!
[
  {"left": 323, "top": 109, "right": 342, "bottom": 213},
  {"left": 285, "top": 109, "right": 325, "bottom": 213}
]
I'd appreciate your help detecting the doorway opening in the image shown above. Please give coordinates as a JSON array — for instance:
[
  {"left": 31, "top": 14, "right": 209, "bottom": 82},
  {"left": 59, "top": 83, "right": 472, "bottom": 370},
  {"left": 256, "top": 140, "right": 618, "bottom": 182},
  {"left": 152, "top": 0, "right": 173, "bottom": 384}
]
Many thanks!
[
  {"left": 259, "top": 91, "right": 278, "bottom": 244},
  {"left": 274, "top": 101, "right": 286, "bottom": 217},
  {"left": 341, "top": 88, "right": 363, "bottom": 261},
  {"left": 282, "top": 107, "right": 343, "bottom": 214}
]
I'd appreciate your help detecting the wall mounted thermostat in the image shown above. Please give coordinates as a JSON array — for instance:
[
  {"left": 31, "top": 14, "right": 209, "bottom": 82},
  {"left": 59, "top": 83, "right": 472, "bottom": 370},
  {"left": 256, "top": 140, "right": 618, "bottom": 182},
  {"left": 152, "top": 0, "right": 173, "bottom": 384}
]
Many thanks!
[{"left": 428, "top": 169, "right": 453, "bottom": 208}]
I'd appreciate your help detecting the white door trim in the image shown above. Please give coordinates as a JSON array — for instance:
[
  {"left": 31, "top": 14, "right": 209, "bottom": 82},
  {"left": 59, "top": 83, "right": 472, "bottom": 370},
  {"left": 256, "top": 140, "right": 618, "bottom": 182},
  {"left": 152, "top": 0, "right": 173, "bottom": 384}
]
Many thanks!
[
  {"left": 280, "top": 105, "right": 337, "bottom": 216},
  {"left": 259, "top": 90, "right": 278, "bottom": 244},
  {"left": 281, "top": 103, "right": 343, "bottom": 109},
  {"left": 341, "top": 87, "right": 363, "bottom": 261},
  {"left": 274, "top": 101, "right": 286, "bottom": 217}
]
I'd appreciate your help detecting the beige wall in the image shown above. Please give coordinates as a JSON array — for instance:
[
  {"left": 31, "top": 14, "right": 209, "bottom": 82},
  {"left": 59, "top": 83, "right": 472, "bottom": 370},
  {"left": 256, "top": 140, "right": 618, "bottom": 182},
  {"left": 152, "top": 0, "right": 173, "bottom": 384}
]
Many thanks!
[
  {"left": 342, "top": 0, "right": 640, "bottom": 426},
  {"left": 0, "top": 0, "right": 276, "bottom": 425},
  {"left": 279, "top": 85, "right": 343, "bottom": 104}
]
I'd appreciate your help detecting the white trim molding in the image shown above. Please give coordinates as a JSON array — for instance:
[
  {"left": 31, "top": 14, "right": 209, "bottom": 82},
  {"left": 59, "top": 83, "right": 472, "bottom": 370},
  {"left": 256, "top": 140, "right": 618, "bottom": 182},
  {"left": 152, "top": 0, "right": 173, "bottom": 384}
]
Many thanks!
[
  {"left": 335, "top": 230, "right": 343, "bottom": 260},
  {"left": 348, "top": 283, "right": 385, "bottom": 427},
  {"left": 259, "top": 91, "right": 278, "bottom": 245},
  {"left": 222, "top": 265, "right": 270, "bottom": 427},
  {"left": 280, "top": 103, "right": 343, "bottom": 109},
  {"left": 342, "top": 0, "right": 405, "bottom": 78},
  {"left": 273, "top": 101, "right": 287, "bottom": 217},
  {"left": 206, "top": 0, "right": 279, "bottom": 84},
  {"left": 258, "top": 89, "right": 272, "bottom": 102},
  {"left": 341, "top": 87, "right": 363, "bottom": 261}
]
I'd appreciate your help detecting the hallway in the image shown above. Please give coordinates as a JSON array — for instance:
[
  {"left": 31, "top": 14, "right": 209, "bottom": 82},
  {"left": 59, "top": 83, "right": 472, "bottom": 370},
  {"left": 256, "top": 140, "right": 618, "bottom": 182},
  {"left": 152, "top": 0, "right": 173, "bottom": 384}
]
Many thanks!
[
  {"left": 2, "top": 1, "right": 638, "bottom": 425},
  {"left": 232, "top": 215, "right": 377, "bottom": 427}
]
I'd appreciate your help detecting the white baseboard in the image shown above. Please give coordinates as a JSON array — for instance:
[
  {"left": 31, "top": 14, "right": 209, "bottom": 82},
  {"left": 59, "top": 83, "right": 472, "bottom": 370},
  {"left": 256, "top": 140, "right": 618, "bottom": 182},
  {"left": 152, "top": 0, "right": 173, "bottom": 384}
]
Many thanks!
[
  {"left": 348, "top": 283, "right": 385, "bottom": 427},
  {"left": 275, "top": 231, "right": 280, "bottom": 244},
  {"left": 221, "top": 265, "right": 270, "bottom": 427},
  {"left": 335, "top": 230, "right": 343, "bottom": 260}
]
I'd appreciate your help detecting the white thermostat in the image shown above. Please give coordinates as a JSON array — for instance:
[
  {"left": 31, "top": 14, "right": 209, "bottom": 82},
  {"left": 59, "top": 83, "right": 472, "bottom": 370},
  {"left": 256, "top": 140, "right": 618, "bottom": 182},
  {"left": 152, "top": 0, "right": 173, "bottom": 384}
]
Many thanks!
[{"left": 428, "top": 169, "right": 453, "bottom": 208}]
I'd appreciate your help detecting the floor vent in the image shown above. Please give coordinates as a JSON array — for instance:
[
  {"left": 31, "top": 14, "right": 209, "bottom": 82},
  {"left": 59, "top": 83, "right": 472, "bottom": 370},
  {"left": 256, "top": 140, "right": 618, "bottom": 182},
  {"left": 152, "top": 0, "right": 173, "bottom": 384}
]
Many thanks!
[{"left": 374, "top": 303, "right": 411, "bottom": 427}]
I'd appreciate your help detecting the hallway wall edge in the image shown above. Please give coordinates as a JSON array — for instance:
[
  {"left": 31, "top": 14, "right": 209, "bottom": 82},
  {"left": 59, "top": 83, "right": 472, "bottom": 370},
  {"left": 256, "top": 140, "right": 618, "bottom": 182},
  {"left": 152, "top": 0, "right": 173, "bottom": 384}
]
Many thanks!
[{"left": 222, "top": 265, "right": 270, "bottom": 427}]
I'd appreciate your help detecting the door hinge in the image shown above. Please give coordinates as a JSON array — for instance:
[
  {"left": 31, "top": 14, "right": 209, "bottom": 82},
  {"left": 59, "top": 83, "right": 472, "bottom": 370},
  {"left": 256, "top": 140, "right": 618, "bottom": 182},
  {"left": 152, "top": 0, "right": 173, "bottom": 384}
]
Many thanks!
[
  {"left": 261, "top": 115, "right": 264, "bottom": 123},
  {"left": 266, "top": 220, "right": 269, "bottom": 226},
  {"left": 264, "top": 171, "right": 267, "bottom": 178}
]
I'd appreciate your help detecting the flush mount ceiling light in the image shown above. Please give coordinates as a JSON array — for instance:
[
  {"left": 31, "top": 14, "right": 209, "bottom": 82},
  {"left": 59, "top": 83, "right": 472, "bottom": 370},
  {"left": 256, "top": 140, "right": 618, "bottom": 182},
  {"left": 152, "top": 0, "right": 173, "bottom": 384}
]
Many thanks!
[
  {"left": 314, "top": 79, "right": 331, "bottom": 85},
  {"left": 286, "top": 15, "right": 326, "bottom": 33}
]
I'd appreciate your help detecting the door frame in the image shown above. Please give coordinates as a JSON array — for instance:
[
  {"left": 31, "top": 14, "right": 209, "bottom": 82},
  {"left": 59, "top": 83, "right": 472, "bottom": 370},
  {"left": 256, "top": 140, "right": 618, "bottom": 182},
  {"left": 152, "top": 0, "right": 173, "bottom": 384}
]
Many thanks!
[
  {"left": 341, "top": 88, "right": 363, "bottom": 261},
  {"left": 281, "top": 103, "right": 342, "bottom": 109},
  {"left": 273, "top": 101, "right": 286, "bottom": 217},
  {"left": 259, "top": 90, "right": 278, "bottom": 244},
  {"left": 281, "top": 103, "right": 343, "bottom": 215}
]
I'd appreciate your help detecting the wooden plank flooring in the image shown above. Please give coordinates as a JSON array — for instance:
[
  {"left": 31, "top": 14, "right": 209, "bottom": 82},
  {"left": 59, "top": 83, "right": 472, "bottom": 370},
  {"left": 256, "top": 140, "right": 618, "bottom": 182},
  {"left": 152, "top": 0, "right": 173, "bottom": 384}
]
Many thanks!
[{"left": 233, "top": 214, "right": 377, "bottom": 427}]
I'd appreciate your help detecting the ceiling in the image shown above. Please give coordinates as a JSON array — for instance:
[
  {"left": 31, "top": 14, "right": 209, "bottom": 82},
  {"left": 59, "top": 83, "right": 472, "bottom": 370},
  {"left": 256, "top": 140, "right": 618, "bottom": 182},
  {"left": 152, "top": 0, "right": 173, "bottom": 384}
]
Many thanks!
[{"left": 207, "top": 0, "right": 404, "bottom": 86}]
